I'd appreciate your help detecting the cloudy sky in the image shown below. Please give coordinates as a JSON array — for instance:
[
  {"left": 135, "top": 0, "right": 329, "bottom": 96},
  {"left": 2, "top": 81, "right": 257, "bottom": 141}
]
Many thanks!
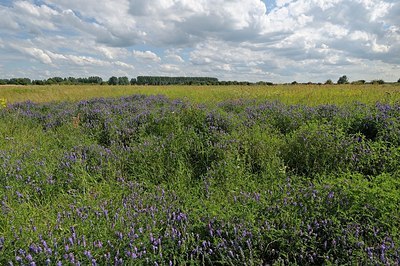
[{"left": 0, "top": 0, "right": 399, "bottom": 82}]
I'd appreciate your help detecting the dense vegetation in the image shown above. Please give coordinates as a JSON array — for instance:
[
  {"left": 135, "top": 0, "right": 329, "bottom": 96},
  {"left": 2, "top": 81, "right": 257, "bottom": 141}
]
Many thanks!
[
  {"left": 135, "top": 76, "right": 219, "bottom": 85},
  {"left": 0, "top": 77, "right": 106, "bottom": 86},
  {"left": 1, "top": 95, "right": 399, "bottom": 265}
]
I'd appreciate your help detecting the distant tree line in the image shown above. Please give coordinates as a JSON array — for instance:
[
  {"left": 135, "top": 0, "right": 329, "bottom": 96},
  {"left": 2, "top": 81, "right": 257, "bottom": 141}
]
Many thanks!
[
  {"left": 291, "top": 75, "right": 399, "bottom": 85},
  {"left": 335, "top": 75, "right": 387, "bottom": 85},
  {"left": 0, "top": 78, "right": 32, "bottom": 85},
  {"left": 0, "top": 76, "right": 268, "bottom": 86},
  {"left": 131, "top": 76, "right": 273, "bottom": 86},
  {"left": 0, "top": 76, "right": 222, "bottom": 86},
  {"left": 0, "top": 75, "right": 399, "bottom": 86},
  {"left": 134, "top": 76, "right": 219, "bottom": 85},
  {"left": 0, "top": 76, "right": 106, "bottom": 85}
]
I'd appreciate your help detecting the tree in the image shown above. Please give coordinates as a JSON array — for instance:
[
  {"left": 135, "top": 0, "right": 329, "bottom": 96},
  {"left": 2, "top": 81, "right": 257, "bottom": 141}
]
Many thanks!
[
  {"left": 32, "top": 79, "right": 45, "bottom": 85},
  {"left": 88, "top": 76, "right": 103, "bottom": 84},
  {"left": 8, "top": 78, "right": 31, "bottom": 85},
  {"left": 108, "top": 76, "right": 118, "bottom": 85},
  {"left": 337, "top": 75, "right": 349, "bottom": 84},
  {"left": 351, "top": 80, "right": 365, "bottom": 85},
  {"left": 136, "top": 76, "right": 218, "bottom": 85},
  {"left": 325, "top": 79, "right": 333, "bottom": 85},
  {"left": 18, "top": 78, "right": 31, "bottom": 85},
  {"left": 67, "top": 77, "right": 77, "bottom": 84},
  {"left": 118, "top": 76, "right": 129, "bottom": 85},
  {"left": 371, "top": 79, "right": 384, "bottom": 85},
  {"left": 398, "top": 78, "right": 400, "bottom": 83},
  {"left": 130, "top": 78, "right": 137, "bottom": 85},
  {"left": 52, "top": 77, "right": 64, "bottom": 83}
]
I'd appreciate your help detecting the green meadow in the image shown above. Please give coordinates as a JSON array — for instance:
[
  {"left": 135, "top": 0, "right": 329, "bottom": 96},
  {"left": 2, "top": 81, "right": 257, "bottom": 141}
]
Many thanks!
[
  {"left": 1, "top": 83, "right": 400, "bottom": 105},
  {"left": 1, "top": 84, "right": 400, "bottom": 265}
]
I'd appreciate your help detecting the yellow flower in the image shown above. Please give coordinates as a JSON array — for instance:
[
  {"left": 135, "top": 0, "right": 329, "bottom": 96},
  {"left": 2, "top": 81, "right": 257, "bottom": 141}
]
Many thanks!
[{"left": 0, "top": 98, "right": 7, "bottom": 108}]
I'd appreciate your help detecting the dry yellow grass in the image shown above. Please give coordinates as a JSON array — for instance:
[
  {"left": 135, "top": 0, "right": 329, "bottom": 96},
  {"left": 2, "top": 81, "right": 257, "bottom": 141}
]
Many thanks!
[{"left": 1, "top": 83, "right": 400, "bottom": 106}]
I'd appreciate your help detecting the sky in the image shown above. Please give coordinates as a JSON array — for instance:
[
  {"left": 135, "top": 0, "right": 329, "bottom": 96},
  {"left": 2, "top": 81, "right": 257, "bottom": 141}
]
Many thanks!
[{"left": 0, "top": 0, "right": 399, "bottom": 83}]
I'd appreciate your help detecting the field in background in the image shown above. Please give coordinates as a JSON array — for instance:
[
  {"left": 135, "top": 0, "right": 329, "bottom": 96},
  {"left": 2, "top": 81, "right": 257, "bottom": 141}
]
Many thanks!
[{"left": 1, "top": 83, "right": 400, "bottom": 105}]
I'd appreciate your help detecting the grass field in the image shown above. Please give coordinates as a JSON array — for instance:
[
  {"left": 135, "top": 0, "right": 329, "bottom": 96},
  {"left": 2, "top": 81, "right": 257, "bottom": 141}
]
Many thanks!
[
  {"left": 1, "top": 85, "right": 400, "bottom": 264},
  {"left": 1, "top": 83, "right": 400, "bottom": 105}
]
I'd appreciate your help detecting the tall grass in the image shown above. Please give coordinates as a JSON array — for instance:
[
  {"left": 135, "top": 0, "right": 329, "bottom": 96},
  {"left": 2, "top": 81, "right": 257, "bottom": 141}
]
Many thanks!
[{"left": 1, "top": 83, "right": 400, "bottom": 105}]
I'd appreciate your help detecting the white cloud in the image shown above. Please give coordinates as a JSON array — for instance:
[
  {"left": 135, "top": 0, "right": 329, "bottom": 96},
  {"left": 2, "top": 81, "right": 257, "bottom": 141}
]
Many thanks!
[
  {"left": 160, "top": 64, "right": 180, "bottom": 73},
  {"left": 47, "top": 51, "right": 67, "bottom": 61},
  {"left": 66, "top": 55, "right": 107, "bottom": 66},
  {"left": 132, "top": 50, "right": 161, "bottom": 62},
  {"left": 0, "top": 7, "right": 19, "bottom": 31},
  {"left": 371, "top": 40, "right": 390, "bottom": 53},
  {"left": 26, "top": 47, "right": 53, "bottom": 64},
  {"left": 350, "top": 31, "right": 370, "bottom": 42},
  {"left": 14, "top": 1, "right": 58, "bottom": 17},
  {"left": 9, "top": 44, "right": 53, "bottom": 64},
  {"left": 114, "top": 61, "right": 135, "bottom": 69},
  {"left": 13, "top": 1, "right": 59, "bottom": 32},
  {"left": 96, "top": 46, "right": 129, "bottom": 60},
  {"left": 165, "top": 54, "right": 184, "bottom": 63}
]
